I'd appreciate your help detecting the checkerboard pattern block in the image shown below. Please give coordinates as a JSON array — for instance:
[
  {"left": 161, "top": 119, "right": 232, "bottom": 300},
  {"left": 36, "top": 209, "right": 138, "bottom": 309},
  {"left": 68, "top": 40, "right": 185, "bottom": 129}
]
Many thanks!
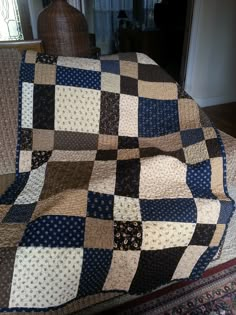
[{"left": 0, "top": 50, "right": 234, "bottom": 313}]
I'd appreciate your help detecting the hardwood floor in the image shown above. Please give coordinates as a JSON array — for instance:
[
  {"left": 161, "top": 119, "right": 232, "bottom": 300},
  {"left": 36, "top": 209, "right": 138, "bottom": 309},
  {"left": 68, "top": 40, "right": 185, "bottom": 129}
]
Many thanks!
[{"left": 204, "top": 102, "right": 236, "bottom": 138}]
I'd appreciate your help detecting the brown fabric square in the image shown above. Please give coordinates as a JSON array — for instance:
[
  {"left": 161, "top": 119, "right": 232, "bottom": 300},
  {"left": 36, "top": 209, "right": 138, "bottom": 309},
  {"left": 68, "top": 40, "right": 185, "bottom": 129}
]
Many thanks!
[
  {"left": 98, "top": 134, "right": 118, "bottom": 150},
  {"left": 32, "top": 189, "right": 88, "bottom": 221},
  {"left": 139, "top": 132, "right": 182, "bottom": 152},
  {"left": 206, "top": 138, "right": 222, "bottom": 158},
  {"left": 138, "top": 64, "right": 175, "bottom": 82},
  {"left": 40, "top": 161, "right": 94, "bottom": 200},
  {"left": 0, "top": 224, "right": 26, "bottom": 247},
  {"left": 54, "top": 131, "right": 98, "bottom": 151},
  {"left": 25, "top": 50, "right": 37, "bottom": 64},
  {"left": 84, "top": 217, "right": 113, "bottom": 249},
  {"left": 118, "top": 149, "right": 140, "bottom": 160},
  {"left": 120, "top": 61, "right": 138, "bottom": 79},
  {"left": 178, "top": 99, "right": 201, "bottom": 130},
  {"left": 0, "top": 247, "right": 17, "bottom": 307},
  {"left": 33, "top": 129, "right": 54, "bottom": 151},
  {"left": 34, "top": 63, "right": 56, "bottom": 85}
]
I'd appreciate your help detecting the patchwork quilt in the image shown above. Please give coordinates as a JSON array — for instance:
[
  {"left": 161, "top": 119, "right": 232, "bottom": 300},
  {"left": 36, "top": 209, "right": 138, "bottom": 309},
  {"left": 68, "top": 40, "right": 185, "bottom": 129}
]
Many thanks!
[{"left": 0, "top": 50, "right": 235, "bottom": 314}]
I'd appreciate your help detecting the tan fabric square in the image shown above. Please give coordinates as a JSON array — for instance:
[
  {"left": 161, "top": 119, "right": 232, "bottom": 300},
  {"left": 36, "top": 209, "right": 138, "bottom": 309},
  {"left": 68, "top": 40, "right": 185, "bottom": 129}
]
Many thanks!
[
  {"left": 142, "top": 222, "right": 196, "bottom": 250},
  {"left": 0, "top": 205, "right": 11, "bottom": 222},
  {"left": 84, "top": 217, "right": 113, "bottom": 249},
  {"left": 114, "top": 196, "right": 141, "bottom": 221},
  {"left": 178, "top": 99, "right": 201, "bottom": 130},
  {"left": 34, "top": 63, "right": 56, "bottom": 85},
  {"left": 101, "top": 73, "right": 120, "bottom": 94},
  {"left": 211, "top": 157, "right": 227, "bottom": 200},
  {"left": 103, "top": 251, "right": 140, "bottom": 291},
  {"left": 118, "top": 149, "right": 140, "bottom": 160},
  {"left": 32, "top": 189, "right": 88, "bottom": 221},
  {"left": 50, "top": 150, "right": 97, "bottom": 162},
  {"left": 119, "top": 94, "right": 138, "bottom": 137},
  {"left": 120, "top": 61, "right": 138, "bottom": 79},
  {"left": 139, "top": 156, "right": 192, "bottom": 199},
  {"left": 89, "top": 161, "right": 117, "bottom": 194},
  {"left": 195, "top": 198, "right": 221, "bottom": 224},
  {"left": 172, "top": 245, "right": 207, "bottom": 280},
  {"left": 203, "top": 127, "right": 217, "bottom": 140},
  {"left": 100, "top": 54, "right": 119, "bottom": 61},
  {"left": 137, "top": 53, "right": 157, "bottom": 65},
  {"left": 19, "top": 150, "right": 32, "bottom": 173},
  {"left": 98, "top": 134, "right": 118, "bottom": 150},
  {"left": 0, "top": 224, "right": 26, "bottom": 247},
  {"left": 184, "top": 141, "right": 209, "bottom": 164},
  {"left": 138, "top": 81, "right": 177, "bottom": 100},
  {"left": 25, "top": 50, "right": 37, "bottom": 64},
  {"left": 139, "top": 132, "right": 182, "bottom": 152},
  {"left": 57, "top": 56, "right": 101, "bottom": 71},
  {"left": 33, "top": 129, "right": 54, "bottom": 151},
  {"left": 210, "top": 224, "right": 225, "bottom": 247}
]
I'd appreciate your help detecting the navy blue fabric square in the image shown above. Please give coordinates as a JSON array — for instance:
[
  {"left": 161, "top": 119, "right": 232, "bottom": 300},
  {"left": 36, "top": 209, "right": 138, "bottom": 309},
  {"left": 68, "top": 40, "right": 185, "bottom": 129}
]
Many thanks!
[
  {"left": 56, "top": 66, "right": 101, "bottom": 90},
  {"left": 78, "top": 248, "right": 112, "bottom": 297},
  {"left": 3, "top": 203, "right": 36, "bottom": 223},
  {"left": 33, "top": 84, "right": 55, "bottom": 130},
  {"left": 138, "top": 98, "right": 179, "bottom": 137},
  {"left": 129, "top": 248, "right": 186, "bottom": 294},
  {"left": 0, "top": 173, "right": 30, "bottom": 205},
  {"left": 118, "top": 136, "right": 139, "bottom": 149},
  {"left": 190, "top": 247, "right": 218, "bottom": 279},
  {"left": 140, "top": 199, "right": 197, "bottom": 222},
  {"left": 101, "top": 60, "right": 120, "bottom": 74},
  {"left": 20, "top": 62, "right": 35, "bottom": 83},
  {"left": 218, "top": 200, "right": 235, "bottom": 224},
  {"left": 115, "top": 159, "right": 140, "bottom": 198},
  {"left": 87, "top": 191, "right": 114, "bottom": 220},
  {"left": 181, "top": 128, "right": 204, "bottom": 147},
  {"left": 187, "top": 160, "right": 215, "bottom": 198},
  {"left": 20, "top": 215, "right": 85, "bottom": 247},
  {"left": 190, "top": 224, "right": 216, "bottom": 246}
]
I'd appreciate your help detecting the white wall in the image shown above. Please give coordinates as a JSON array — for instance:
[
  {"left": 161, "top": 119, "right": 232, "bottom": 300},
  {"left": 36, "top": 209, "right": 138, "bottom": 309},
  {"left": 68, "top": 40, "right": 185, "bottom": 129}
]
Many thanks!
[
  {"left": 185, "top": 0, "right": 236, "bottom": 107},
  {"left": 28, "top": 0, "right": 43, "bottom": 39}
]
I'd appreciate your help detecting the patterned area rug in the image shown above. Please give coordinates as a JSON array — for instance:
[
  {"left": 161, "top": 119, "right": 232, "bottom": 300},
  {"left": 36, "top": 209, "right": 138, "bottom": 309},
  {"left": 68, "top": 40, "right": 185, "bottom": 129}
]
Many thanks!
[{"left": 104, "top": 258, "right": 236, "bottom": 314}]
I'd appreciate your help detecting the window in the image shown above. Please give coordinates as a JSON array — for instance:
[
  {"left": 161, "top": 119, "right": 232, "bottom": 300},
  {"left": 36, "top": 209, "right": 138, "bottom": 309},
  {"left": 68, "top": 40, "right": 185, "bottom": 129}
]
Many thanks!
[{"left": 0, "top": 0, "right": 24, "bottom": 40}]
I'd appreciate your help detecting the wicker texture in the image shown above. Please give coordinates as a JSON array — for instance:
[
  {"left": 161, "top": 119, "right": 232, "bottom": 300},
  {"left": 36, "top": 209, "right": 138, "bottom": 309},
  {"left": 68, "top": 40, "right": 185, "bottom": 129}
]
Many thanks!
[{"left": 38, "top": 0, "right": 90, "bottom": 57}]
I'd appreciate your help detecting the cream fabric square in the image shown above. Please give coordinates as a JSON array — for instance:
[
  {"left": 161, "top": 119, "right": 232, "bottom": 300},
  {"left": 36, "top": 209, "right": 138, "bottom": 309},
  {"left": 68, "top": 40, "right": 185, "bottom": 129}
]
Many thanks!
[
  {"left": 211, "top": 157, "right": 226, "bottom": 200},
  {"left": 101, "top": 73, "right": 120, "bottom": 94},
  {"left": 120, "top": 61, "right": 138, "bottom": 79},
  {"left": 55, "top": 86, "right": 101, "bottom": 133},
  {"left": 139, "top": 156, "right": 192, "bottom": 199},
  {"left": 203, "top": 127, "right": 217, "bottom": 140},
  {"left": 22, "top": 82, "right": 34, "bottom": 129},
  {"left": 195, "top": 198, "right": 221, "bottom": 224},
  {"left": 142, "top": 222, "right": 196, "bottom": 250},
  {"left": 210, "top": 224, "right": 225, "bottom": 247},
  {"left": 15, "top": 164, "right": 47, "bottom": 205},
  {"left": 57, "top": 56, "right": 101, "bottom": 72},
  {"left": 118, "top": 94, "right": 138, "bottom": 137},
  {"left": 184, "top": 141, "right": 209, "bottom": 165},
  {"left": 89, "top": 161, "right": 117, "bottom": 194},
  {"left": 9, "top": 247, "right": 83, "bottom": 308},
  {"left": 25, "top": 51, "right": 37, "bottom": 64},
  {"left": 137, "top": 53, "right": 157, "bottom": 65},
  {"left": 19, "top": 151, "right": 32, "bottom": 173},
  {"left": 172, "top": 245, "right": 207, "bottom": 280},
  {"left": 103, "top": 251, "right": 140, "bottom": 291},
  {"left": 114, "top": 196, "right": 141, "bottom": 221}
]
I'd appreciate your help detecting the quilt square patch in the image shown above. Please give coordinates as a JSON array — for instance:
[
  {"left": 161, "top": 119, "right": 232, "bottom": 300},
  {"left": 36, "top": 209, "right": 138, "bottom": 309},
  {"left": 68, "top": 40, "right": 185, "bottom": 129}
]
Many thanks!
[
  {"left": 114, "top": 221, "right": 142, "bottom": 250},
  {"left": 184, "top": 141, "right": 209, "bottom": 165},
  {"left": 118, "top": 136, "right": 139, "bottom": 149},
  {"left": 190, "top": 223, "right": 216, "bottom": 246},
  {"left": 139, "top": 98, "right": 180, "bottom": 137},
  {"left": 19, "top": 150, "right": 32, "bottom": 173},
  {"left": 101, "top": 73, "right": 120, "bottom": 94},
  {"left": 103, "top": 251, "right": 140, "bottom": 291},
  {"left": 120, "top": 76, "right": 138, "bottom": 96},
  {"left": 99, "top": 91, "right": 120, "bottom": 135},
  {"left": 84, "top": 217, "right": 113, "bottom": 249},
  {"left": 3, "top": 203, "right": 36, "bottom": 223},
  {"left": 0, "top": 224, "right": 26, "bottom": 247},
  {"left": 54, "top": 131, "right": 98, "bottom": 151},
  {"left": 9, "top": 247, "right": 83, "bottom": 308},
  {"left": 118, "top": 94, "right": 138, "bottom": 137},
  {"left": 120, "top": 61, "right": 138, "bottom": 79},
  {"left": 181, "top": 128, "right": 204, "bottom": 147},
  {"left": 98, "top": 134, "right": 118, "bottom": 150},
  {"left": 206, "top": 138, "right": 222, "bottom": 158},
  {"left": 101, "top": 60, "right": 120, "bottom": 74},
  {"left": 20, "top": 128, "right": 32, "bottom": 151},
  {"left": 34, "top": 63, "right": 56, "bottom": 85},
  {"left": 96, "top": 150, "right": 117, "bottom": 160},
  {"left": 36, "top": 53, "right": 58, "bottom": 65},
  {"left": 21, "top": 82, "right": 34, "bottom": 129},
  {"left": 33, "top": 129, "right": 54, "bottom": 151},
  {"left": 87, "top": 191, "right": 114, "bottom": 220},
  {"left": 33, "top": 84, "right": 55, "bottom": 130},
  {"left": 114, "top": 196, "right": 141, "bottom": 221}
]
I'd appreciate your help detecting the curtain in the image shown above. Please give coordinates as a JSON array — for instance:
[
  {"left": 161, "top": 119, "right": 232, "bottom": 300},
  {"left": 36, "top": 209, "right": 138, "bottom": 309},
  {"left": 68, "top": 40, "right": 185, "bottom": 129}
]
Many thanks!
[{"left": 94, "top": 0, "right": 133, "bottom": 55}]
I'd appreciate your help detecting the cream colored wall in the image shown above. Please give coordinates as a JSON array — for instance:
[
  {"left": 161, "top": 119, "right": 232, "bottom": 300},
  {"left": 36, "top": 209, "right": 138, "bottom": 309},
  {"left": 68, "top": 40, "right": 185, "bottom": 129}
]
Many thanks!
[{"left": 185, "top": 0, "right": 236, "bottom": 107}]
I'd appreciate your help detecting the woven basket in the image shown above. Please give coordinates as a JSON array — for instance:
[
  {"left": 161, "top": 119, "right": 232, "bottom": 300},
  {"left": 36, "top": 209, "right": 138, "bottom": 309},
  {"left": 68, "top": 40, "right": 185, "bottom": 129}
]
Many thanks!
[{"left": 38, "top": 0, "right": 90, "bottom": 57}]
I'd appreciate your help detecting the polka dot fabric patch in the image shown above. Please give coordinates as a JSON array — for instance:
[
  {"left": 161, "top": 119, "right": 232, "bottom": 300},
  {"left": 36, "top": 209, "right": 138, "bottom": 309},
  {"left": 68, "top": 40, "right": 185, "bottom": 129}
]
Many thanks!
[{"left": 0, "top": 51, "right": 233, "bottom": 313}]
